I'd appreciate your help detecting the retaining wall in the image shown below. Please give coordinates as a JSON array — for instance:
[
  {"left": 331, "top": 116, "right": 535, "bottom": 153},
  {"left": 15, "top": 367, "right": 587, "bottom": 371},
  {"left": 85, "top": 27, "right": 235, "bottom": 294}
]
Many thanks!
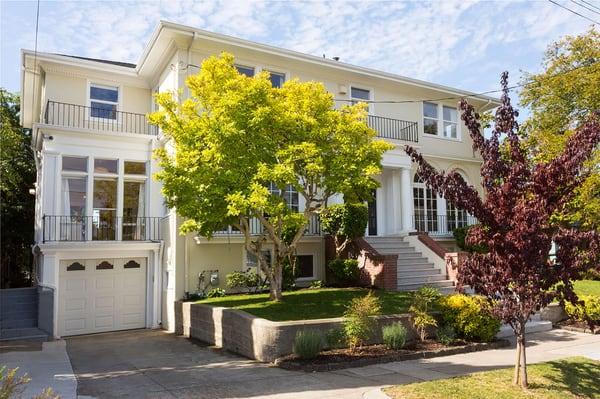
[{"left": 175, "top": 301, "right": 416, "bottom": 362}]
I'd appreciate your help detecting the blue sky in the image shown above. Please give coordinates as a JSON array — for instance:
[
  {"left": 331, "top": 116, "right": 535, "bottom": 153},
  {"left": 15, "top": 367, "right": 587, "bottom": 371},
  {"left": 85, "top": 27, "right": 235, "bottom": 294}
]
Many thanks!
[{"left": 1, "top": 0, "right": 596, "bottom": 114}]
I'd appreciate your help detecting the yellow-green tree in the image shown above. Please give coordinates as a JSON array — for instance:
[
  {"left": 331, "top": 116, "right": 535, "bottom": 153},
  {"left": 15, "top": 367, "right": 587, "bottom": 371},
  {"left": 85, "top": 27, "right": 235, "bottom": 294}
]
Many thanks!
[
  {"left": 520, "top": 28, "right": 600, "bottom": 229},
  {"left": 150, "top": 53, "right": 392, "bottom": 300}
]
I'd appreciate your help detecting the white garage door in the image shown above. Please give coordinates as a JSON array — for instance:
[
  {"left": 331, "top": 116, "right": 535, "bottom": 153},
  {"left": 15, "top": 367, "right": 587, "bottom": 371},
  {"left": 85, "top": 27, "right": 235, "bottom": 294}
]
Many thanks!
[{"left": 58, "top": 258, "right": 147, "bottom": 336}]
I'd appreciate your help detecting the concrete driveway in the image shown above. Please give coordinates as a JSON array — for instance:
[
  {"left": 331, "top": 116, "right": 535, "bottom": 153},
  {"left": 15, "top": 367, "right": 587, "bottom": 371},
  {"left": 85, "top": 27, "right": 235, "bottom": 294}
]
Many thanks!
[{"left": 66, "top": 329, "right": 600, "bottom": 399}]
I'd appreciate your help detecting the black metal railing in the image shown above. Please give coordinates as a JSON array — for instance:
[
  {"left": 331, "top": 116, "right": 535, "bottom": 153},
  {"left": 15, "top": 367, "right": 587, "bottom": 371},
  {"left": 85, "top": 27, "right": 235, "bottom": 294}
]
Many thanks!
[
  {"left": 42, "top": 215, "right": 162, "bottom": 242},
  {"left": 213, "top": 214, "right": 321, "bottom": 237},
  {"left": 43, "top": 100, "right": 157, "bottom": 136},
  {"left": 368, "top": 115, "right": 419, "bottom": 143},
  {"left": 413, "top": 213, "right": 478, "bottom": 236}
]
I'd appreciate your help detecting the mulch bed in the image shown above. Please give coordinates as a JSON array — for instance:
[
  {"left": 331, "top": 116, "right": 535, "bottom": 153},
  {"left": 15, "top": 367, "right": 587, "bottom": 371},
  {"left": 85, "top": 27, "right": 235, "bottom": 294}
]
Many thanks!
[
  {"left": 274, "top": 339, "right": 510, "bottom": 372},
  {"left": 555, "top": 320, "right": 599, "bottom": 334}
]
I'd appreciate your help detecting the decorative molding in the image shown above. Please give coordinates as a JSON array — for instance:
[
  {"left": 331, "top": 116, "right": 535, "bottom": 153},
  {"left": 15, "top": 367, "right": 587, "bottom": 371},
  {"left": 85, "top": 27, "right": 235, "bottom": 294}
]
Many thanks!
[
  {"left": 96, "top": 260, "right": 114, "bottom": 270},
  {"left": 124, "top": 260, "right": 141, "bottom": 269},
  {"left": 66, "top": 261, "right": 85, "bottom": 271}
]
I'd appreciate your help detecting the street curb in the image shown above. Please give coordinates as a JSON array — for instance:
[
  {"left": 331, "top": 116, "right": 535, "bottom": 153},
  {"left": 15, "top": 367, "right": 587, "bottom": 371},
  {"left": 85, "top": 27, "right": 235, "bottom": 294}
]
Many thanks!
[{"left": 363, "top": 388, "right": 391, "bottom": 399}]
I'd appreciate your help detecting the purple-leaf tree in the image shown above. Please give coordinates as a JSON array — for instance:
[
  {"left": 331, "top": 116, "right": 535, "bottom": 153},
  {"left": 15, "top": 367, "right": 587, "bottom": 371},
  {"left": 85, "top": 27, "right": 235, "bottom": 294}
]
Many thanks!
[{"left": 405, "top": 72, "right": 600, "bottom": 388}]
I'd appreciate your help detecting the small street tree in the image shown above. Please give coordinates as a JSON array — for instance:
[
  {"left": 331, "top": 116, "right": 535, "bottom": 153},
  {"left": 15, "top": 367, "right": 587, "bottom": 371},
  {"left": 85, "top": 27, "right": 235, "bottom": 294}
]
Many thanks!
[
  {"left": 405, "top": 72, "right": 600, "bottom": 388},
  {"left": 150, "top": 53, "right": 392, "bottom": 301}
]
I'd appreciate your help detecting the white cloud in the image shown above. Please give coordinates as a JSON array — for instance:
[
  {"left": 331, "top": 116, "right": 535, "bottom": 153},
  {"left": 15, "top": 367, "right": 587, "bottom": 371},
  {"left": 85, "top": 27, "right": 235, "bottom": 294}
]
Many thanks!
[{"left": 0, "top": 0, "right": 593, "bottom": 93}]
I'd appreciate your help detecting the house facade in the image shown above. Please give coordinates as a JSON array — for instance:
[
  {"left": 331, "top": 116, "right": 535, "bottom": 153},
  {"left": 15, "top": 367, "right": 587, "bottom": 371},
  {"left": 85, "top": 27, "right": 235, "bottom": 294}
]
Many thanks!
[{"left": 20, "top": 21, "right": 498, "bottom": 338}]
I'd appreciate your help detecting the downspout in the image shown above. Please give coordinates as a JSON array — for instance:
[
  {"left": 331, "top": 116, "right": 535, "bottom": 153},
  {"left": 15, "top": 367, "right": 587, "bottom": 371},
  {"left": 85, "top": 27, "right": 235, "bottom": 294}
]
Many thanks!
[{"left": 157, "top": 238, "right": 165, "bottom": 326}]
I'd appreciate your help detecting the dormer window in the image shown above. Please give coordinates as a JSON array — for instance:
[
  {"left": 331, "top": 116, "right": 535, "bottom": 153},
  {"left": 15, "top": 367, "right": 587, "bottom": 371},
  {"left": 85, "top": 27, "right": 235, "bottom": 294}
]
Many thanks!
[{"left": 90, "top": 84, "right": 118, "bottom": 119}]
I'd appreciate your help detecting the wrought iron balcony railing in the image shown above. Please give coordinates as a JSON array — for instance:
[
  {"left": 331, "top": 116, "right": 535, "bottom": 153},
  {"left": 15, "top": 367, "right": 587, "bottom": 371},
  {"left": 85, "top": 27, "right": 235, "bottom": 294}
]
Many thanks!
[
  {"left": 367, "top": 115, "right": 418, "bottom": 143},
  {"left": 43, "top": 100, "right": 158, "bottom": 136},
  {"left": 42, "top": 215, "right": 162, "bottom": 242},
  {"left": 212, "top": 214, "right": 321, "bottom": 237},
  {"left": 413, "top": 213, "right": 478, "bottom": 236}
]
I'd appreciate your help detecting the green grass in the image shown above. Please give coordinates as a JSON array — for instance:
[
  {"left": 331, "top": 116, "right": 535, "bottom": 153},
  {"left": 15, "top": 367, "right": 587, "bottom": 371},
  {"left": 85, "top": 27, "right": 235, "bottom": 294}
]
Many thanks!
[
  {"left": 384, "top": 357, "right": 599, "bottom": 399},
  {"left": 196, "top": 288, "right": 411, "bottom": 321},
  {"left": 573, "top": 280, "right": 600, "bottom": 296}
]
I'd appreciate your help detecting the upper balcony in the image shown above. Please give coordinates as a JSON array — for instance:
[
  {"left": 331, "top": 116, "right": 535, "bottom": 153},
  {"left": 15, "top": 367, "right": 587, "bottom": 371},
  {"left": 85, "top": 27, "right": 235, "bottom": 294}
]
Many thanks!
[
  {"left": 367, "top": 115, "right": 418, "bottom": 143},
  {"left": 43, "top": 100, "right": 158, "bottom": 136},
  {"left": 43, "top": 100, "right": 418, "bottom": 142}
]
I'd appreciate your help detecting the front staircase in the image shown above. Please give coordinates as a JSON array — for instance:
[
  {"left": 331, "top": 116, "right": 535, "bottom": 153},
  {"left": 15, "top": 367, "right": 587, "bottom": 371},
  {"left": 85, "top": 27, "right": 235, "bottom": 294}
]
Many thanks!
[
  {"left": 0, "top": 287, "right": 48, "bottom": 342},
  {"left": 364, "top": 236, "right": 455, "bottom": 292}
]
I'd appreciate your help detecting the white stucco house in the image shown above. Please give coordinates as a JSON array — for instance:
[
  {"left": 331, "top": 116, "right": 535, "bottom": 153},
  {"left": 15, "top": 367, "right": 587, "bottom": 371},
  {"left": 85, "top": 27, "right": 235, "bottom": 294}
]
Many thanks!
[{"left": 20, "top": 21, "right": 498, "bottom": 338}]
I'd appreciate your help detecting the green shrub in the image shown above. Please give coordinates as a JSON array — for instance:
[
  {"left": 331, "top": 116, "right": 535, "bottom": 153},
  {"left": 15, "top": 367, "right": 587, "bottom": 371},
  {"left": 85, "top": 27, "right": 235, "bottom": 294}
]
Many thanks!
[
  {"left": 409, "top": 286, "right": 442, "bottom": 341},
  {"left": 328, "top": 258, "right": 360, "bottom": 285},
  {"left": 343, "top": 291, "right": 382, "bottom": 349},
  {"left": 382, "top": 323, "right": 408, "bottom": 350},
  {"left": 325, "top": 327, "right": 347, "bottom": 349},
  {"left": 226, "top": 270, "right": 262, "bottom": 292},
  {"left": 321, "top": 203, "right": 368, "bottom": 242},
  {"left": 309, "top": 280, "right": 324, "bottom": 289},
  {"left": 439, "top": 294, "right": 501, "bottom": 342},
  {"left": 564, "top": 295, "right": 600, "bottom": 321},
  {"left": 293, "top": 330, "right": 323, "bottom": 359},
  {"left": 436, "top": 324, "right": 457, "bottom": 346},
  {"left": 206, "top": 288, "right": 226, "bottom": 298},
  {"left": 579, "top": 268, "right": 600, "bottom": 281}
]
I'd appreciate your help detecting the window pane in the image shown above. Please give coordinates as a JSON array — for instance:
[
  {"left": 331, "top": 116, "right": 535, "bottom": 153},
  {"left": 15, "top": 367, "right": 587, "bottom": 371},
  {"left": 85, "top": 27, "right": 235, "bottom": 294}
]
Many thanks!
[
  {"left": 443, "top": 106, "right": 457, "bottom": 122},
  {"left": 62, "top": 177, "right": 86, "bottom": 216},
  {"left": 62, "top": 156, "right": 87, "bottom": 172},
  {"left": 124, "top": 161, "right": 146, "bottom": 175},
  {"left": 423, "top": 102, "right": 438, "bottom": 118},
  {"left": 93, "top": 179, "right": 117, "bottom": 209},
  {"left": 90, "top": 101, "right": 116, "bottom": 119},
  {"left": 94, "top": 159, "right": 118, "bottom": 174},
  {"left": 424, "top": 118, "right": 438, "bottom": 135},
  {"left": 297, "top": 255, "right": 313, "bottom": 278},
  {"left": 351, "top": 87, "right": 370, "bottom": 100},
  {"left": 268, "top": 71, "right": 285, "bottom": 88},
  {"left": 235, "top": 65, "right": 255, "bottom": 77},
  {"left": 123, "top": 181, "right": 145, "bottom": 240},
  {"left": 443, "top": 122, "right": 457, "bottom": 138},
  {"left": 90, "top": 86, "right": 118, "bottom": 102}
]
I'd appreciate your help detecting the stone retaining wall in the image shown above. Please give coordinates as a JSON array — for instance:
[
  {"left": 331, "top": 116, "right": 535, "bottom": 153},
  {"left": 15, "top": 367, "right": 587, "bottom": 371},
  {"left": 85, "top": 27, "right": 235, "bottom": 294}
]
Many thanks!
[{"left": 175, "top": 301, "right": 416, "bottom": 362}]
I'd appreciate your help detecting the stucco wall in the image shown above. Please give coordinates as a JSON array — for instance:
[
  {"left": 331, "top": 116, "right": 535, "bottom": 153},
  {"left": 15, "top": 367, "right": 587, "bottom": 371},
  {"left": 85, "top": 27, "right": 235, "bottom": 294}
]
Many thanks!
[
  {"left": 185, "top": 239, "right": 326, "bottom": 291},
  {"left": 176, "top": 301, "right": 417, "bottom": 362}
]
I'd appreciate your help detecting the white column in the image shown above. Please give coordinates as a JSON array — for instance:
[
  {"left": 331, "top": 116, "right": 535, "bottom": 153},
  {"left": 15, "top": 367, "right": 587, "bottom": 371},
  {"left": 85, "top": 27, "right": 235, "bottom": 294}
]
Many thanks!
[
  {"left": 401, "top": 167, "right": 414, "bottom": 232},
  {"left": 390, "top": 169, "right": 402, "bottom": 235}
]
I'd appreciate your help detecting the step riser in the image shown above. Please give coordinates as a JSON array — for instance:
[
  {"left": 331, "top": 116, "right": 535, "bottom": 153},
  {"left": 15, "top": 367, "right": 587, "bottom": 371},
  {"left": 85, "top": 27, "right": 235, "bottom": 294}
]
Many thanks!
[
  {"left": 398, "top": 275, "right": 447, "bottom": 284},
  {"left": 1, "top": 303, "right": 38, "bottom": 316},
  {"left": 397, "top": 260, "right": 433, "bottom": 266},
  {"left": 398, "top": 270, "right": 441, "bottom": 277}
]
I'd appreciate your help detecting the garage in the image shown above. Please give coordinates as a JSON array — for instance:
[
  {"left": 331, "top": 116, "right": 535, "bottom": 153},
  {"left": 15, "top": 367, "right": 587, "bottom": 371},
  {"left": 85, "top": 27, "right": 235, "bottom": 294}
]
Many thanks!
[{"left": 58, "top": 257, "right": 147, "bottom": 336}]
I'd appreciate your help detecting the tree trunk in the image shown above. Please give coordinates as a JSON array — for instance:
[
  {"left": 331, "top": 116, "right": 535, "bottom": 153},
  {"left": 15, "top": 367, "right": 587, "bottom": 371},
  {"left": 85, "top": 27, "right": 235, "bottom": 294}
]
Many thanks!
[
  {"left": 269, "top": 262, "right": 283, "bottom": 301},
  {"left": 513, "top": 321, "right": 528, "bottom": 388}
]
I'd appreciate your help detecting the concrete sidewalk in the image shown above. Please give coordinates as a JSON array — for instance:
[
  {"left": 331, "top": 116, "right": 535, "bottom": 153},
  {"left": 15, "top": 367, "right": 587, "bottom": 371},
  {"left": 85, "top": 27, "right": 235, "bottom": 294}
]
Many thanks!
[
  {"left": 63, "top": 328, "right": 599, "bottom": 399},
  {"left": 0, "top": 340, "right": 77, "bottom": 399}
]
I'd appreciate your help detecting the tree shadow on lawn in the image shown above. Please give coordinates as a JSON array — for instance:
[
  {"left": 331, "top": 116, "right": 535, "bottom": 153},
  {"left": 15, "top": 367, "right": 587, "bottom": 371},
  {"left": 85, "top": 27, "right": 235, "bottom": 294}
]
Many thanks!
[{"left": 532, "top": 357, "right": 600, "bottom": 398}]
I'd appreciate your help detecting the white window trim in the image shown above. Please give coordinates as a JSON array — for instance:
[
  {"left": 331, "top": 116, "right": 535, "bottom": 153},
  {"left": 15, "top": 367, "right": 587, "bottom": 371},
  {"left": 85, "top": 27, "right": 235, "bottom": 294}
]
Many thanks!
[
  {"left": 86, "top": 79, "right": 122, "bottom": 122},
  {"left": 422, "top": 102, "right": 461, "bottom": 141},
  {"left": 349, "top": 84, "right": 374, "bottom": 113}
]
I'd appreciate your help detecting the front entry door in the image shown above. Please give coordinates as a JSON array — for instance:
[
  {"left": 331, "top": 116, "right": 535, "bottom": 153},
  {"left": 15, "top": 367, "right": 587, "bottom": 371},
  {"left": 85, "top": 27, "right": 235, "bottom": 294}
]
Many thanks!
[{"left": 368, "top": 190, "right": 377, "bottom": 236}]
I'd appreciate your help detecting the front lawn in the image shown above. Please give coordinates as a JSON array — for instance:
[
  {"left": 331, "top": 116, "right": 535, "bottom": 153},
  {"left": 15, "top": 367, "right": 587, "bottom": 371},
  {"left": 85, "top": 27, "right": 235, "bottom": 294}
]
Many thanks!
[
  {"left": 573, "top": 280, "right": 600, "bottom": 296},
  {"left": 196, "top": 288, "right": 411, "bottom": 321},
  {"left": 384, "top": 356, "right": 599, "bottom": 399}
]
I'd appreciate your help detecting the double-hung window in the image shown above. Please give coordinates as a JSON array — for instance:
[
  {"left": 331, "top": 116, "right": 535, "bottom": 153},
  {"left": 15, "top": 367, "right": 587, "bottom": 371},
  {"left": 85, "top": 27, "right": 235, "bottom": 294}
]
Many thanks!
[
  {"left": 423, "top": 102, "right": 438, "bottom": 135},
  {"left": 423, "top": 102, "right": 459, "bottom": 139},
  {"left": 235, "top": 65, "right": 255, "bottom": 77},
  {"left": 90, "top": 84, "right": 118, "bottom": 119},
  {"left": 443, "top": 106, "right": 458, "bottom": 139},
  {"left": 267, "top": 71, "right": 286, "bottom": 88},
  {"left": 351, "top": 87, "right": 370, "bottom": 107}
]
